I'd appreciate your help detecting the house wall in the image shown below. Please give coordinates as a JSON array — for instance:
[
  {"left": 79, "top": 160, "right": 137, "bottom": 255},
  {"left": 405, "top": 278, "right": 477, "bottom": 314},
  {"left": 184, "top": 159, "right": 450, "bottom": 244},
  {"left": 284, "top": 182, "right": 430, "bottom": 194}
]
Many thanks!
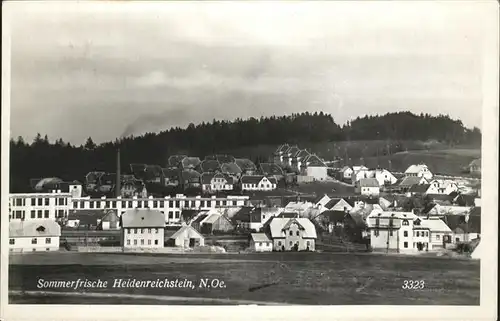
[
  {"left": 297, "top": 175, "right": 314, "bottom": 184},
  {"left": 210, "top": 217, "right": 234, "bottom": 232},
  {"left": 9, "top": 192, "right": 71, "bottom": 222},
  {"left": 412, "top": 229, "right": 431, "bottom": 251},
  {"left": 122, "top": 227, "right": 164, "bottom": 248},
  {"left": 273, "top": 223, "right": 316, "bottom": 251},
  {"left": 453, "top": 232, "right": 480, "bottom": 243},
  {"left": 374, "top": 171, "right": 397, "bottom": 186},
  {"left": 241, "top": 222, "right": 262, "bottom": 231},
  {"left": 370, "top": 229, "right": 399, "bottom": 252},
  {"left": 355, "top": 186, "right": 380, "bottom": 196},
  {"left": 250, "top": 240, "right": 273, "bottom": 252},
  {"left": 173, "top": 229, "right": 205, "bottom": 247},
  {"left": 429, "top": 231, "right": 453, "bottom": 249},
  {"left": 9, "top": 236, "right": 60, "bottom": 252},
  {"left": 306, "top": 167, "right": 328, "bottom": 181}
]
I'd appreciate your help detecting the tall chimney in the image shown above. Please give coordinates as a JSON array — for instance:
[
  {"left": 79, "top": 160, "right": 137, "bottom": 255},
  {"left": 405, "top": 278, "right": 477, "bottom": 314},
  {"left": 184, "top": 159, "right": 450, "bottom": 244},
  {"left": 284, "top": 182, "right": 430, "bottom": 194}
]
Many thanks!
[{"left": 116, "top": 148, "right": 121, "bottom": 197}]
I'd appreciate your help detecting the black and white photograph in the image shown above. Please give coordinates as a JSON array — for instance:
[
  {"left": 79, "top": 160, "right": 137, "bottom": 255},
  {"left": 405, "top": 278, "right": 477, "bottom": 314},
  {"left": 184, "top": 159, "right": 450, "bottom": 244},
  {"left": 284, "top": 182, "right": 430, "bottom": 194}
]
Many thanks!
[{"left": 1, "top": 1, "right": 498, "bottom": 320}]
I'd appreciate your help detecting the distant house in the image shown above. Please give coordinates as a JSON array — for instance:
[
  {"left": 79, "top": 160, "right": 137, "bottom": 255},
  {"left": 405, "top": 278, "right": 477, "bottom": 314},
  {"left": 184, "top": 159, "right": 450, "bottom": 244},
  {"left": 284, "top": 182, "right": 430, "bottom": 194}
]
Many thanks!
[
  {"left": 180, "top": 157, "right": 202, "bottom": 170},
  {"left": 121, "top": 208, "right": 165, "bottom": 249},
  {"left": 9, "top": 220, "right": 61, "bottom": 253},
  {"left": 423, "top": 204, "right": 471, "bottom": 217},
  {"left": 282, "top": 146, "right": 300, "bottom": 167},
  {"left": 404, "top": 164, "right": 433, "bottom": 180},
  {"left": 420, "top": 217, "right": 453, "bottom": 250},
  {"left": 240, "top": 175, "right": 277, "bottom": 191},
  {"left": 267, "top": 217, "right": 317, "bottom": 251},
  {"left": 162, "top": 168, "right": 180, "bottom": 187},
  {"left": 355, "top": 178, "right": 380, "bottom": 196},
  {"left": 168, "top": 225, "right": 205, "bottom": 248},
  {"left": 468, "top": 158, "right": 481, "bottom": 175},
  {"left": 313, "top": 194, "right": 332, "bottom": 209},
  {"left": 249, "top": 233, "right": 273, "bottom": 252},
  {"left": 291, "top": 149, "right": 311, "bottom": 171},
  {"left": 198, "top": 159, "right": 222, "bottom": 173},
  {"left": 442, "top": 214, "right": 480, "bottom": 243},
  {"left": 426, "top": 179, "right": 459, "bottom": 195},
  {"left": 451, "top": 193, "right": 477, "bottom": 207},
  {"left": 302, "top": 155, "right": 329, "bottom": 181},
  {"left": 284, "top": 201, "right": 314, "bottom": 217},
  {"left": 407, "top": 184, "right": 432, "bottom": 196},
  {"left": 121, "top": 180, "right": 147, "bottom": 198},
  {"left": 319, "top": 198, "right": 354, "bottom": 214},
  {"left": 340, "top": 166, "right": 354, "bottom": 181},
  {"left": 259, "top": 163, "right": 285, "bottom": 178},
  {"left": 201, "top": 173, "right": 234, "bottom": 193},
  {"left": 273, "top": 144, "right": 290, "bottom": 164},
  {"left": 350, "top": 168, "right": 373, "bottom": 185},
  {"left": 215, "top": 154, "right": 236, "bottom": 164},
  {"left": 395, "top": 176, "right": 429, "bottom": 193},
  {"left": 372, "top": 169, "right": 398, "bottom": 186},
  {"left": 97, "top": 210, "right": 120, "bottom": 230},
  {"left": 235, "top": 158, "right": 258, "bottom": 175},
  {"left": 220, "top": 162, "right": 242, "bottom": 178},
  {"left": 168, "top": 155, "right": 188, "bottom": 167},
  {"left": 180, "top": 169, "right": 202, "bottom": 190},
  {"left": 144, "top": 165, "right": 164, "bottom": 184},
  {"left": 232, "top": 207, "right": 281, "bottom": 231}
]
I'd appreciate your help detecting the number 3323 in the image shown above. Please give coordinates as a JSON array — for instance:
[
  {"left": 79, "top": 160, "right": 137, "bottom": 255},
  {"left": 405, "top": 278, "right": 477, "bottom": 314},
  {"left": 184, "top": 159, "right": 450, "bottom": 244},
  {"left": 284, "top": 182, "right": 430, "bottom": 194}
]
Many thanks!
[{"left": 402, "top": 280, "right": 425, "bottom": 290}]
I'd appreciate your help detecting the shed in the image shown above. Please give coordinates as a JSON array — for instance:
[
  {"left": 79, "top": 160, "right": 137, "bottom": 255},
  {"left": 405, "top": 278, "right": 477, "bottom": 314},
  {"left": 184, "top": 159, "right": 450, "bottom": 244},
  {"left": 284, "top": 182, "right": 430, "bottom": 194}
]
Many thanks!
[{"left": 168, "top": 225, "right": 205, "bottom": 248}]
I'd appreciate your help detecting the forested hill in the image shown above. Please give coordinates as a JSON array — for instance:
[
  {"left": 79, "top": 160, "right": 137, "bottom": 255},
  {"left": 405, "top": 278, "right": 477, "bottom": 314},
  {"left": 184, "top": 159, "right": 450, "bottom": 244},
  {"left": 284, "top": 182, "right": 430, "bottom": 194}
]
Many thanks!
[{"left": 10, "top": 111, "right": 481, "bottom": 192}]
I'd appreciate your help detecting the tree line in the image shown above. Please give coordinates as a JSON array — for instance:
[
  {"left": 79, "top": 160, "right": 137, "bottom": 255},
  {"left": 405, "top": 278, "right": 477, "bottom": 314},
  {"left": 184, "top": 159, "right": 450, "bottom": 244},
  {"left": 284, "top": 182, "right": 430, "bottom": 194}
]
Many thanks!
[{"left": 9, "top": 111, "right": 481, "bottom": 192}]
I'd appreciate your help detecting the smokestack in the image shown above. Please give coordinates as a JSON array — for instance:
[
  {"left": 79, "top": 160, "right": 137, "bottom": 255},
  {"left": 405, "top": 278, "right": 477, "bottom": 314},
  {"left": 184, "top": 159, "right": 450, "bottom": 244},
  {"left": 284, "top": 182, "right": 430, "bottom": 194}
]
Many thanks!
[{"left": 116, "top": 148, "right": 121, "bottom": 198}]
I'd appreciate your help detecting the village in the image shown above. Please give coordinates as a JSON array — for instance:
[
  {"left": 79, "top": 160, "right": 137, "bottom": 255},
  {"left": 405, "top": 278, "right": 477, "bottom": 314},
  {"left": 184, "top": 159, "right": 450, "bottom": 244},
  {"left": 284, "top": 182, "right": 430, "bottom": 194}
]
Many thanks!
[{"left": 8, "top": 144, "right": 482, "bottom": 259}]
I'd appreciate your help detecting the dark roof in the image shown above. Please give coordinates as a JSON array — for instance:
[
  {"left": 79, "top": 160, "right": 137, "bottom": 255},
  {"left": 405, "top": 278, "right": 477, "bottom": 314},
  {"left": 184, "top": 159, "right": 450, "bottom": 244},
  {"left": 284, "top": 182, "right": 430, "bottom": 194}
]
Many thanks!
[
  {"left": 466, "top": 214, "right": 481, "bottom": 233},
  {"left": 162, "top": 167, "right": 180, "bottom": 180},
  {"left": 200, "top": 160, "right": 221, "bottom": 173},
  {"left": 193, "top": 214, "right": 209, "bottom": 225},
  {"left": 216, "top": 155, "right": 235, "bottom": 164},
  {"left": 304, "top": 154, "right": 326, "bottom": 167},
  {"left": 144, "top": 165, "right": 163, "bottom": 180},
  {"left": 180, "top": 169, "right": 201, "bottom": 182},
  {"left": 441, "top": 215, "right": 467, "bottom": 230},
  {"left": 129, "top": 164, "right": 146, "bottom": 178},
  {"left": 398, "top": 176, "right": 425, "bottom": 187},
  {"left": 469, "top": 206, "right": 481, "bottom": 216},
  {"left": 260, "top": 163, "right": 284, "bottom": 176},
  {"left": 409, "top": 184, "right": 430, "bottom": 193},
  {"left": 201, "top": 173, "right": 215, "bottom": 184},
  {"left": 181, "top": 157, "right": 202, "bottom": 169},
  {"left": 235, "top": 158, "right": 257, "bottom": 171},
  {"left": 68, "top": 210, "right": 106, "bottom": 226},
  {"left": 241, "top": 175, "right": 265, "bottom": 184},
  {"left": 346, "top": 212, "right": 367, "bottom": 228},
  {"left": 357, "top": 178, "right": 379, "bottom": 188},
  {"left": 319, "top": 210, "right": 347, "bottom": 224},
  {"left": 453, "top": 194, "right": 477, "bottom": 207},
  {"left": 168, "top": 155, "right": 187, "bottom": 167},
  {"left": 181, "top": 210, "right": 200, "bottom": 222},
  {"left": 277, "top": 212, "right": 299, "bottom": 218},
  {"left": 232, "top": 207, "right": 255, "bottom": 223},
  {"left": 426, "top": 194, "right": 453, "bottom": 202},
  {"left": 221, "top": 162, "right": 242, "bottom": 175}
]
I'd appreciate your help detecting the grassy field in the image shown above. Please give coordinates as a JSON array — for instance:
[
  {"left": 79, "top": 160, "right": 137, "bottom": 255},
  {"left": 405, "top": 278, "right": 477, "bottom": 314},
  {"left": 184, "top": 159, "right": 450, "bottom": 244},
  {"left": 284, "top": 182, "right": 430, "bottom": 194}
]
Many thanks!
[{"left": 9, "top": 252, "right": 479, "bottom": 305}]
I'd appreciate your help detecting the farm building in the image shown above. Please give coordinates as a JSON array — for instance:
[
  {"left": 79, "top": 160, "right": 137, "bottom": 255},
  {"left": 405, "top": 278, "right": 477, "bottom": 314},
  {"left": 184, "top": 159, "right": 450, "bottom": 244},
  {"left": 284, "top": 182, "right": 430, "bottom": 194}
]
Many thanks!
[
  {"left": 404, "top": 164, "right": 433, "bottom": 180},
  {"left": 168, "top": 225, "right": 205, "bottom": 248},
  {"left": 121, "top": 208, "right": 165, "bottom": 249},
  {"left": 97, "top": 210, "right": 120, "bottom": 230},
  {"left": 240, "top": 175, "right": 277, "bottom": 191},
  {"left": 354, "top": 178, "right": 380, "bottom": 196},
  {"left": 9, "top": 220, "right": 61, "bottom": 253},
  {"left": 198, "top": 212, "right": 234, "bottom": 234},
  {"left": 249, "top": 233, "right": 273, "bottom": 252}
]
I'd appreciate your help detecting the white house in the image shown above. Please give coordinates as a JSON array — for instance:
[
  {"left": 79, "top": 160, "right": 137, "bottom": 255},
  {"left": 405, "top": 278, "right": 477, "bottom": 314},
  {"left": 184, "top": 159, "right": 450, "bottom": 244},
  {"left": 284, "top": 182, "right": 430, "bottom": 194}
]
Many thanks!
[
  {"left": 169, "top": 225, "right": 205, "bottom": 248},
  {"left": 241, "top": 175, "right": 277, "bottom": 191},
  {"left": 351, "top": 169, "right": 373, "bottom": 185},
  {"left": 340, "top": 166, "right": 354, "bottom": 181},
  {"left": 121, "top": 209, "right": 165, "bottom": 249},
  {"left": 285, "top": 201, "right": 314, "bottom": 217},
  {"left": 268, "top": 217, "right": 317, "bottom": 251},
  {"left": 250, "top": 233, "right": 273, "bottom": 252},
  {"left": 355, "top": 178, "right": 380, "bottom": 196},
  {"left": 426, "top": 179, "right": 459, "bottom": 195},
  {"left": 419, "top": 217, "right": 453, "bottom": 250},
  {"left": 372, "top": 169, "right": 398, "bottom": 186},
  {"left": 313, "top": 194, "right": 332, "bottom": 209},
  {"left": 9, "top": 191, "right": 73, "bottom": 222},
  {"left": 201, "top": 173, "right": 234, "bottom": 193},
  {"left": 404, "top": 164, "right": 433, "bottom": 180},
  {"left": 9, "top": 220, "right": 61, "bottom": 253}
]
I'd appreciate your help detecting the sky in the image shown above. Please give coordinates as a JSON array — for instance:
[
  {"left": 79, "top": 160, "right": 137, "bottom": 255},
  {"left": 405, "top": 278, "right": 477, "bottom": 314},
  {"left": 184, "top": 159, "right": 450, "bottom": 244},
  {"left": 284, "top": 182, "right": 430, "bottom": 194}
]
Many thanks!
[{"left": 6, "top": 1, "right": 491, "bottom": 145}]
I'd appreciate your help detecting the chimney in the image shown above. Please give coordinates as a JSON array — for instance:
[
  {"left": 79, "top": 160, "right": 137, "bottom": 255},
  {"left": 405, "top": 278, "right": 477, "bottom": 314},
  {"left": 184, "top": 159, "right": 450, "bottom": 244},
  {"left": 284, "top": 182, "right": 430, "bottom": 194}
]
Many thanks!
[{"left": 116, "top": 148, "right": 121, "bottom": 198}]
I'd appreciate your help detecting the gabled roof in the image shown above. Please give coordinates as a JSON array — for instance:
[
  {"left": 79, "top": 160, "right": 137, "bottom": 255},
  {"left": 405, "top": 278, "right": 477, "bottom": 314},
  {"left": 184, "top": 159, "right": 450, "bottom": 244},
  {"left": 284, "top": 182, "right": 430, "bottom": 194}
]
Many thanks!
[
  {"left": 121, "top": 209, "right": 165, "bottom": 228},
  {"left": 235, "top": 158, "right": 257, "bottom": 171},
  {"left": 199, "top": 159, "right": 221, "bottom": 173},
  {"left": 259, "top": 163, "right": 285, "bottom": 176},
  {"left": 357, "top": 178, "right": 379, "bottom": 188},
  {"left": 216, "top": 154, "right": 235, "bottom": 164},
  {"left": 341, "top": 166, "right": 352, "bottom": 173},
  {"left": 241, "top": 175, "right": 266, "bottom": 185},
  {"left": 181, "top": 157, "right": 201, "bottom": 169},
  {"left": 304, "top": 154, "right": 326, "bottom": 167},
  {"left": 420, "top": 218, "right": 452, "bottom": 233},
  {"left": 250, "top": 233, "right": 271, "bottom": 242},
  {"left": 405, "top": 164, "right": 429, "bottom": 174},
  {"left": 408, "top": 184, "right": 431, "bottom": 193},
  {"left": 465, "top": 214, "right": 481, "bottom": 233},
  {"left": 181, "top": 210, "right": 200, "bottom": 222},
  {"left": 398, "top": 176, "right": 427, "bottom": 187},
  {"left": 441, "top": 215, "right": 467, "bottom": 230},
  {"left": 453, "top": 194, "right": 477, "bottom": 207},
  {"left": 296, "top": 149, "right": 311, "bottom": 158},
  {"left": 9, "top": 220, "right": 61, "bottom": 237},
  {"left": 468, "top": 158, "right": 481, "bottom": 167},
  {"left": 168, "top": 155, "right": 188, "bottom": 167},
  {"left": 318, "top": 210, "right": 347, "bottom": 224},
  {"left": 221, "top": 162, "right": 242, "bottom": 175},
  {"left": 193, "top": 214, "right": 209, "bottom": 225},
  {"left": 180, "top": 169, "right": 201, "bottom": 182},
  {"left": 162, "top": 167, "right": 180, "bottom": 180},
  {"left": 269, "top": 218, "right": 317, "bottom": 238},
  {"left": 170, "top": 225, "right": 204, "bottom": 240},
  {"left": 285, "top": 146, "right": 300, "bottom": 156},
  {"left": 469, "top": 206, "right": 481, "bottom": 216}
]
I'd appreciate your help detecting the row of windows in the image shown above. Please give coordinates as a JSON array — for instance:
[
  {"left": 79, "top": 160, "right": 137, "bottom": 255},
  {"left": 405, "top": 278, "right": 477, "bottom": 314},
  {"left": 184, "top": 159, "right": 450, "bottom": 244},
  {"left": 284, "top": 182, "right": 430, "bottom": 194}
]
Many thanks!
[
  {"left": 73, "top": 199, "right": 239, "bottom": 209},
  {"left": 256, "top": 242, "right": 271, "bottom": 247},
  {"left": 414, "top": 231, "right": 429, "bottom": 237},
  {"left": 277, "top": 241, "right": 311, "bottom": 246},
  {"left": 289, "top": 230, "right": 300, "bottom": 236},
  {"left": 126, "top": 239, "right": 159, "bottom": 245},
  {"left": 242, "top": 184, "right": 273, "bottom": 188},
  {"left": 9, "top": 238, "right": 52, "bottom": 245},
  {"left": 12, "top": 198, "right": 68, "bottom": 207},
  {"left": 125, "top": 228, "right": 160, "bottom": 234}
]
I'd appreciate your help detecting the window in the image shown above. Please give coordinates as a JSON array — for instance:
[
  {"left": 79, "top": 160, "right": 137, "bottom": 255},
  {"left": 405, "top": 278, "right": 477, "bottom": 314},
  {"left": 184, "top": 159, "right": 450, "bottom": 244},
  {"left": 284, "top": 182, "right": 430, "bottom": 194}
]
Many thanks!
[
  {"left": 153, "top": 201, "right": 158, "bottom": 208},
  {"left": 45, "top": 238, "right": 51, "bottom": 244},
  {"left": 389, "top": 230, "right": 393, "bottom": 237},
  {"left": 175, "top": 201, "right": 180, "bottom": 207},
  {"left": 169, "top": 201, "right": 174, "bottom": 208},
  {"left": 31, "top": 210, "right": 36, "bottom": 219},
  {"left": 404, "top": 242, "right": 408, "bottom": 248},
  {"left": 37, "top": 210, "right": 42, "bottom": 218},
  {"left": 278, "top": 241, "right": 282, "bottom": 246},
  {"left": 375, "top": 218, "right": 380, "bottom": 226},
  {"left": 127, "top": 240, "right": 130, "bottom": 245},
  {"left": 257, "top": 242, "right": 261, "bottom": 247},
  {"left": 57, "top": 210, "right": 65, "bottom": 218},
  {"left": 134, "top": 229, "right": 137, "bottom": 234},
  {"left": 58, "top": 198, "right": 65, "bottom": 206},
  {"left": 404, "top": 231, "right": 408, "bottom": 237},
  {"left": 112, "top": 201, "right": 117, "bottom": 208},
  {"left": 106, "top": 201, "right": 110, "bottom": 208},
  {"left": 455, "top": 237, "right": 460, "bottom": 242},
  {"left": 289, "top": 241, "right": 293, "bottom": 246},
  {"left": 15, "top": 198, "right": 23, "bottom": 206},
  {"left": 289, "top": 231, "right": 293, "bottom": 236},
  {"left": 436, "top": 234, "right": 440, "bottom": 240},
  {"left": 413, "top": 242, "right": 416, "bottom": 248},
  {"left": 44, "top": 210, "right": 49, "bottom": 218},
  {"left": 155, "top": 228, "right": 159, "bottom": 234},
  {"left": 296, "top": 231, "right": 300, "bottom": 236},
  {"left": 38, "top": 198, "right": 43, "bottom": 206},
  {"left": 148, "top": 240, "right": 151, "bottom": 245},
  {"left": 45, "top": 198, "right": 50, "bottom": 206},
  {"left": 402, "top": 220, "right": 409, "bottom": 226},
  {"left": 128, "top": 201, "right": 133, "bottom": 208},
  {"left": 134, "top": 240, "right": 137, "bottom": 245},
  {"left": 307, "top": 241, "right": 310, "bottom": 246},
  {"left": 374, "top": 229, "right": 380, "bottom": 237},
  {"left": 141, "top": 239, "right": 144, "bottom": 245},
  {"left": 80, "top": 201, "right": 85, "bottom": 209},
  {"left": 154, "top": 240, "right": 158, "bottom": 245},
  {"left": 416, "top": 231, "right": 420, "bottom": 237},
  {"left": 89, "top": 201, "right": 94, "bottom": 209},
  {"left": 175, "top": 212, "right": 180, "bottom": 219},
  {"left": 31, "top": 238, "right": 37, "bottom": 244},
  {"left": 9, "top": 239, "right": 15, "bottom": 245},
  {"left": 168, "top": 212, "right": 173, "bottom": 219}
]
